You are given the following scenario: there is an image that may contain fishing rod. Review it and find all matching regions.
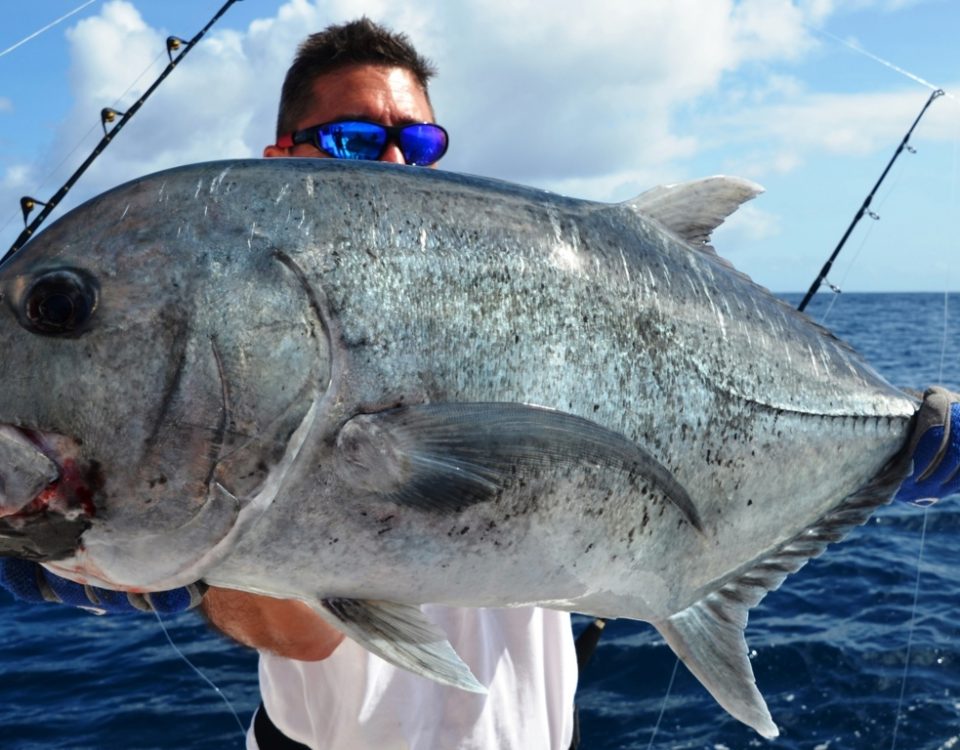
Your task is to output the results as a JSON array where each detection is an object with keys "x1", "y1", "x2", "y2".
[
  {"x1": 796, "y1": 87, "x2": 944, "y2": 312},
  {"x1": 1, "y1": 0, "x2": 243, "y2": 264}
]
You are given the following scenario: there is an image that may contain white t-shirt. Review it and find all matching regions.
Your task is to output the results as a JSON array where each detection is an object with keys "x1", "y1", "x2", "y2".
[{"x1": 247, "y1": 605, "x2": 578, "y2": 750}]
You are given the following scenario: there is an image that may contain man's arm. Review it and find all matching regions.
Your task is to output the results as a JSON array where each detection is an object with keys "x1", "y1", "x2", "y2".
[
  {"x1": 0, "y1": 560, "x2": 345, "y2": 661},
  {"x1": 200, "y1": 587, "x2": 345, "y2": 661}
]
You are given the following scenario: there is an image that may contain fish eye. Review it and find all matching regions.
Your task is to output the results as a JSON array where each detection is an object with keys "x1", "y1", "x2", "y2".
[{"x1": 21, "y1": 269, "x2": 98, "y2": 336}]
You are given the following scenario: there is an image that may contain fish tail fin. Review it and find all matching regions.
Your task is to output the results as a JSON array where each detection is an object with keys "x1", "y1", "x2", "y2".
[
  {"x1": 655, "y1": 598, "x2": 778, "y2": 738},
  {"x1": 654, "y1": 445, "x2": 912, "y2": 737}
]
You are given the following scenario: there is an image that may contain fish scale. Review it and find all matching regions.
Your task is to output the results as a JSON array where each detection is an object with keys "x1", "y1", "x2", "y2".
[{"x1": 0, "y1": 159, "x2": 920, "y2": 737}]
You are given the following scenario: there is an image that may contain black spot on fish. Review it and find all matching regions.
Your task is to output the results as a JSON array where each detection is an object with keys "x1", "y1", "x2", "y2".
[{"x1": 459, "y1": 526, "x2": 469, "y2": 535}]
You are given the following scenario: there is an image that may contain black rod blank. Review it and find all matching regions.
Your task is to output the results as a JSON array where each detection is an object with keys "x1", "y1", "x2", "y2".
[
  {"x1": 2, "y1": 0, "x2": 242, "y2": 264},
  {"x1": 797, "y1": 88, "x2": 944, "y2": 312}
]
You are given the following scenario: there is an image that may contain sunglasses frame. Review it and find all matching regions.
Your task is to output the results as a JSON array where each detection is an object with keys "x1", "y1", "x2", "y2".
[{"x1": 276, "y1": 119, "x2": 449, "y2": 166}]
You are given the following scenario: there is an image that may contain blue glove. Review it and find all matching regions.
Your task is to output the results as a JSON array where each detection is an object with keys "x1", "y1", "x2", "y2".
[
  {"x1": 895, "y1": 386, "x2": 960, "y2": 506},
  {"x1": 0, "y1": 557, "x2": 206, "y2": 614}
]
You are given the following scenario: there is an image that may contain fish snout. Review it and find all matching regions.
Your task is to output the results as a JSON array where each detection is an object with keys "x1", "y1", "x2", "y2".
[{"x1": 0, "y1": 425, "x2": 59, "y2": 517}]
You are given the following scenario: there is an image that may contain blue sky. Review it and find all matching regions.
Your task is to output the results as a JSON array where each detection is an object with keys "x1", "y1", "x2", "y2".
[{"x1": 0, "y1": 0, "x2": 957, "y2": 293}]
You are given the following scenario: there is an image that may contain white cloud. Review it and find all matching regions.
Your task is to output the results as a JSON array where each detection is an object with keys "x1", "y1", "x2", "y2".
[
  {"x1": 2, "y1": 165, "x2": 33, "y2": 188},
  {"x1": 682, "y1": 84, "x2": 959, "y2": 187},
  {"x1": 717, "y1": 202, "x2": 782, "y2": 243},
  {"x1": 9, "y1": 0, "x2": 949, "y2": 231},
  {"x1": 47, "y1": 0, "x2": 842, "y2": 197},
  {"x1": 423, "y1": 0, "x2": 841, "y2": 192},
  {"x1": 0, "y1": 97, "x2": 11, "y2": 114},
  {"x1": 0, "y1": 0, "x2": 953, "y2": 291}
]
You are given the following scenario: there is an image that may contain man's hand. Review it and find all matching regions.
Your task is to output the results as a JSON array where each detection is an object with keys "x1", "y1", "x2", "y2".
[
  {"x1": 895, "y1": 386, "x2": 960, "y2": 505},
  {"x1": 0, "y1": 557, "x2": 206, "y2": 614}
]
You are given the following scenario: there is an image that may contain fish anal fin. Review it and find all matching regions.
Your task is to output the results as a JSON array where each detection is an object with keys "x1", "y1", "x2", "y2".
[
  {"x1": 316, "y1": 597, "x2": 485, "y2": 693},
  {"x1": 656, "y1": 595, "x2": 779, "y2": 739}
]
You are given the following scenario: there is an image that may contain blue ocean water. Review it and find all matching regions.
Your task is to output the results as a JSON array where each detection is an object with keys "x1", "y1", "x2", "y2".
[{"x1": 1, "y1": 292, "x2": 958, "y2": 749}]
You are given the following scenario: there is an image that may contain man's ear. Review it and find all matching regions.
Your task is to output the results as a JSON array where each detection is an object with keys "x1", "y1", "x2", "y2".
[{"x1": 263, "y1": 145, "x2": 288, "y2": 158}]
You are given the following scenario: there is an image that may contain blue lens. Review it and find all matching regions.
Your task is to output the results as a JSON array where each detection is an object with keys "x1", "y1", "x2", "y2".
[
  {"x1": 399, "y1": 124, "x2": 448, "y2": 166},
  {"x1": 316, "y1": 122, "x2": 387, "y2": 160},
  {"x1": 310, "y1": 121, "x2": 448, "y2": 165}
]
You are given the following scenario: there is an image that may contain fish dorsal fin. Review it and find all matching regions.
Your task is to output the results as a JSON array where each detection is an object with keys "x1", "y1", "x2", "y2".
[
  {"x1": 652, "y1": 443, "x2": 912, "y2": 737},
  {"x1": 623, "y1": 176, "x2": 763, "y2": 253}
]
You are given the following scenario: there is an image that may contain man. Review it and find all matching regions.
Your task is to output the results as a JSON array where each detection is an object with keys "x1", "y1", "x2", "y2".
[
  {"x1": 200, "y1": 19, "x2": 579, "y2": 750},
  {"x1": 2, "y1": 16, "x2": 960, "y2": 750}
]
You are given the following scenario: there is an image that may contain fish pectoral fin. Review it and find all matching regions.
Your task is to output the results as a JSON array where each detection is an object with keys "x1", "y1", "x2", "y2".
[
  {"x1": 335, "y1": 402, "x2": 702, "y2": 530},
  {"x1": 315, "y1": 597, "x2": 485, "y2": 694},
  {"x1": 655, "y1": 597, "x2": 779, "y2": 739}
]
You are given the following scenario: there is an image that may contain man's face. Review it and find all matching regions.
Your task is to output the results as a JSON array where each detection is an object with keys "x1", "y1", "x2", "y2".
[{"x1": 264, "y1": 64, "x2": 435, "y2": 164}]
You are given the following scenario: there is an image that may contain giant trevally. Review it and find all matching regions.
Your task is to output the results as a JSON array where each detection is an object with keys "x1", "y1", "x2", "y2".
[{"x1": 0, "y1": 159, "x2": 921, "y2": 737}]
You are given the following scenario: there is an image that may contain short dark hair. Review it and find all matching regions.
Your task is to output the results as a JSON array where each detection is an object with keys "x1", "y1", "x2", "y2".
[{"x1": 275, "y1": 17, "x2": 437, "y2": 136}]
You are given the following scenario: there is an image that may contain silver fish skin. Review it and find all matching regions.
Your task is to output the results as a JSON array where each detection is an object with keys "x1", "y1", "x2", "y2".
[{"x1": 0, "y1": 159, "x2": 919, "y2": 737}]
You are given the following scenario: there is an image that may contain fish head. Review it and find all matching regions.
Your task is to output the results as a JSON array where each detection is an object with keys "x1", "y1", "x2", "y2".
[{"x1": 0, "y1": 163, "x2": 329, "y2": 590}]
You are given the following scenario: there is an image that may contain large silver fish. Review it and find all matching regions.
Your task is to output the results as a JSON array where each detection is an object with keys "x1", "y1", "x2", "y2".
[{"x1": 0, "y1": 159, "x2": 919, "y2": 737}]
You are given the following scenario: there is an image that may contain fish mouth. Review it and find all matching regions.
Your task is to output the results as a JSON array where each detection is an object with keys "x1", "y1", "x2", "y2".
[{"x1": 0, "y1": 424, "x2": 95, "y2": 561}]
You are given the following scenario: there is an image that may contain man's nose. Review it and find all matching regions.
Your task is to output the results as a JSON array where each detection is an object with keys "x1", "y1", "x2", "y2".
[{"x1": 379, "y1": 142, "x2": 406, "y2": 164}]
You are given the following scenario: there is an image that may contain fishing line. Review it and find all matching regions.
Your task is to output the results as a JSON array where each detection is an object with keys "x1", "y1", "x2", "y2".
[
  {"x1": 152, "y1": 609, "x2": 247, "y2": 740},
  {"x1": 889, "y1": 507, "x2": 929, "y2": 750},
  {"x1": 818, "y1": 204, "x2": 876, "y2": 325},
  {"x1": 3, "y1": 0, "x2": 244, "y2": 261},
  {"x1": 937, "y1": 137, "x2": 959, "y2": 385},
  {"x1": 0, "y1": 1, "x2": 99, "y2": 59},
  {"x1": 809, "y1": 27, "x2": 954, "y2": 101},
  {"x1": 0, "y1": 41, "x2": 163, "y2": 251},
  {"x1": 645, "y1": 657, "x2": 679, "y2": 749},
  {"x1": 817, "y1": 158, "x2": 907, "y2": 325},
  {"x1": 797, "y1": 88, "x2": 943, "y2": 312}
]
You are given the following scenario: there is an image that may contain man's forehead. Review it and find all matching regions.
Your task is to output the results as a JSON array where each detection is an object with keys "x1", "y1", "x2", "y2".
[{"x1": 299, "y1": 64, "x2": 434, "y2": 127}]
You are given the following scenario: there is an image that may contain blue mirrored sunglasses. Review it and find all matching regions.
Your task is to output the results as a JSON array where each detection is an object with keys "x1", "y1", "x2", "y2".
[{"x1": 276, "y1": 120, "x2": 449, "y2": 166}]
